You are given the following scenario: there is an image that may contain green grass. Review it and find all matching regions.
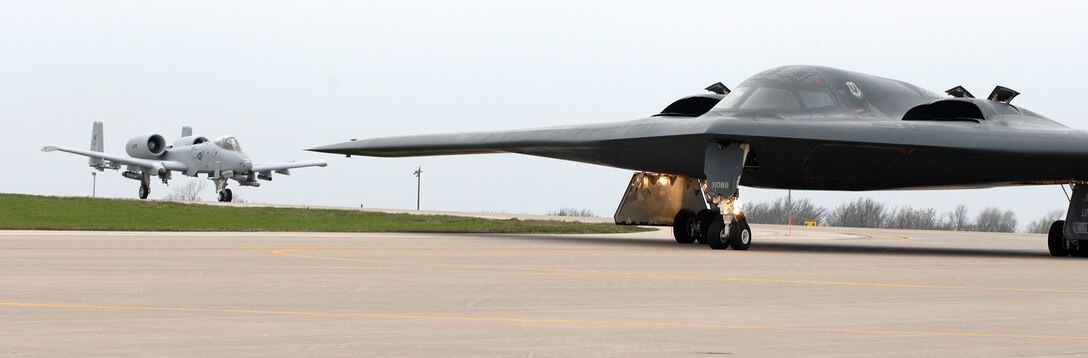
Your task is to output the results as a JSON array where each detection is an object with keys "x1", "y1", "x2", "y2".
[{"x1": 0, "y1": 194, "x2": 649, "y2": 234}]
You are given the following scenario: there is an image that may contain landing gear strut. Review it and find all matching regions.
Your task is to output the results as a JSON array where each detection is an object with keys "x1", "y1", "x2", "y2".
[
  {"x1": 214, "y1": 176, "x2": 233, "y2": 203},
  {"x1": 665, "y1": 142, "x2": 752, "y2": 251},
  {"x1": 137, "y1": 171, "x2": 151, "y2": 200},
  {"x1": 702, "y1": 143, "x2": 751, "y2": 250}
]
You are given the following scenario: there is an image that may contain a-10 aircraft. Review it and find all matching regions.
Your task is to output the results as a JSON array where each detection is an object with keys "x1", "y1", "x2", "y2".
[
  {"x1": 44, "y1": 123, "x2": 327, "y2": 202},
  {"x1": 310, "y1": 65, "x2": 1088, "y2": 258}
]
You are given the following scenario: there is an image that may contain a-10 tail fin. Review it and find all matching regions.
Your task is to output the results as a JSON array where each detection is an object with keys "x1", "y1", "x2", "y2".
[
  {"x1": 89, "y1": 121, "x2": 106, "y2": 169},
  {"x1": 182, "y1": 126, "x2": 192, "y2": 137}
]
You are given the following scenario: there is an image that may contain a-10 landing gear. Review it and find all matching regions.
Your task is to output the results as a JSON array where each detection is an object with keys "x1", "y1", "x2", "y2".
[
  {"x1": 213, "y1": 175, "x2": 234, "y2": 202},
  {"x1": 136, "y1": 171, "x2": 152, "y2": 199},
  {"x1": 217, "y1": 189, "x2": 233, "y2": 203},
  {"x1": 138, "y1": 183, "x2": 150, "y2": 200}
]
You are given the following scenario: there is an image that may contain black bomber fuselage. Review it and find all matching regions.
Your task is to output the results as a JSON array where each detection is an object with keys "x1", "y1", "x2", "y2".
[{"x1": 312, "y1": 65, "x2": 1088, "y2": 191}]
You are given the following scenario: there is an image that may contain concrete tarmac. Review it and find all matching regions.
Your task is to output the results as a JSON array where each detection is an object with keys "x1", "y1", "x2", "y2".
[{"x1": 1, "y1": 226, "x2": 1087, "y2": 356}]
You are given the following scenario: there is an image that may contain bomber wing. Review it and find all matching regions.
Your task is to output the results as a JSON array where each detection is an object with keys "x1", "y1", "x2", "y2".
[{"x1": 308, "y1": 114, "x2": 1088, "y2": 190}]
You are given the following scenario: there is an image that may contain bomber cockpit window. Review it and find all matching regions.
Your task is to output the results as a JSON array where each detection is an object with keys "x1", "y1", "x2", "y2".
[
  {"x1": 214, "y1": 136, "x2": 243, "y2": 152},
  {"x1": 712, "y1": 85, "x2": 836, "y2": 112},
  {"x1": 714, "y1": 87, "x2": 749, "y2": 110},
  {"x1": 797, "y1": 90, "x2": 835, "y2": 109},
  {"x1": 739, "y1": 87, "x2": 801, "y2": 110}
]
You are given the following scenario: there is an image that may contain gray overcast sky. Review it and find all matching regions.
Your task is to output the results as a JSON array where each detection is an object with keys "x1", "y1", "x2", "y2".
[{"x1": 3, "y1": 1, "x2": 1087, "y2": 228}]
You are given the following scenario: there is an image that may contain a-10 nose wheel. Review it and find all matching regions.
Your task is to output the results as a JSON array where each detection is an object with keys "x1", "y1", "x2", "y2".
[
  {"x1": 217, "y1": 189, "x2": 233, "y2": 202},
  {"x1": 706, "y1": 217, "x2": 751, "y2": 250}
]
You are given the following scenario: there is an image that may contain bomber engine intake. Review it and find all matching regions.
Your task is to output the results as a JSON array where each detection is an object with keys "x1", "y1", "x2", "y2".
[{"x1": 125, "y1": 133, "x2": 167, "y2": 159}]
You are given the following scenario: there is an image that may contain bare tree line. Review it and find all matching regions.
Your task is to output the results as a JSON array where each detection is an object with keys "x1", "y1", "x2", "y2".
[
  {"x1": 163, "y1": 179, "x2": 207, "y2": 201},
  {"x1": 744, "y1": 196, "x2": 1062, "y2": 233},
  {"x1": 548, "y1": 208, "x2": 597, "y2": 217}
]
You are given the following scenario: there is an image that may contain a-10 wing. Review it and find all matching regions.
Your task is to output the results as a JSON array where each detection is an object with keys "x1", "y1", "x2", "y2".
[
  {"x1": 41, "y1": 145, "x2": 187, "y2": 173},
  {"x1": 251, "y1": 160, "x2": 328, "y2": 174}
]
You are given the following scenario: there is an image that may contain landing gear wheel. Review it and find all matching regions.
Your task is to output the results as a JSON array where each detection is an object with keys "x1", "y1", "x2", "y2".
[
  {"x1": 707, "y1": 219, "x2": 728, "y2": 250},
  {"x1": 672, "y1": 209, "x2": 698, "y2": 244},
  {"x1": 1048, "y1": 220, "x2": 1069, "y2": 257},
  {"x1": 138, "y1": 185, "x2": 150, "y2": 200},
  {"x1": 218, "y1": 189, "x2": 233, "y2": 203},
  {"x1": 697, "y1": 210, "x2": 718, "y2": 245},
  {"x1": 728, "y1": 218, "x2": 752, "y2": 250},
  {"x1": 1072, "y1": 241, "x2": 1088, "y2": 258}
]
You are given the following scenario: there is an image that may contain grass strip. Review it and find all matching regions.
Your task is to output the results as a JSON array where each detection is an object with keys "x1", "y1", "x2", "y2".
[{"x1": 0, "y1": 194, "x2": 649, "y2": 234}]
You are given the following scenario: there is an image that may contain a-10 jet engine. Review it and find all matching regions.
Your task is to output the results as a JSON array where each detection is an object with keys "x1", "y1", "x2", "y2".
[{"x1": 124, "y1": 133, "x2": 168, "y2": 159}]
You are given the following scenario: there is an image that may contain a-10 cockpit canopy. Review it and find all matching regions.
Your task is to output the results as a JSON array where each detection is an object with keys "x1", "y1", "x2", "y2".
[{"x1": 214, "y1": 136, "x2": 243, "y2": 152}]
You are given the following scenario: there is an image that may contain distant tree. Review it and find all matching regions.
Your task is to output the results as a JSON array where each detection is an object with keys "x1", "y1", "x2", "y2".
[
  {"x1": 885, "y1": 206, "x2": 941, "y2": 230},
  {"x1": 164, "y1": 179, "x2": 207, "y2": 201},
  {"x1": 743, "y1": 197, "x2": 826, "y2": 225},
  {"x1": 1025, "y1": 210, "x2": 1064, "y2": 234},
  {"x1": 974, "y1": 207, "x2": 1018, "y2": 233},
  {"x1": 825, "y1": 197, "x2": 887, "y2": 228},
  {"x1": 944, "y1": 204, "x2": 972, "y2": 231},
  {"x1": 548, "y1": 208, "x2": 596, "y2": 217}
]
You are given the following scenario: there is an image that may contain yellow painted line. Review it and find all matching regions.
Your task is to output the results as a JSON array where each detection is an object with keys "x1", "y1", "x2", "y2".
[
  {"x1": 271, "y1": 248, "x2": 1088, "y2": 294},
  {"x1": 0, "y1": 301, "x2": 1081, "y2": 341}
]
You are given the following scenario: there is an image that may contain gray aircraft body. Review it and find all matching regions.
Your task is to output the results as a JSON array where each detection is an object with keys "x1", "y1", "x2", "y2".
[
  {"x1": 310, "y1": 65, "x2": 1088, "y2": 257},
  {"x1": 45, "y1": 123, "x2": 327, "y2": 202}
]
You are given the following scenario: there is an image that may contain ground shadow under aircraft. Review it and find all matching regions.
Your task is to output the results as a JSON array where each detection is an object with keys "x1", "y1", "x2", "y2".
[{"x1": 472, "y1": 233, "x2": 1053, "y2": 259}]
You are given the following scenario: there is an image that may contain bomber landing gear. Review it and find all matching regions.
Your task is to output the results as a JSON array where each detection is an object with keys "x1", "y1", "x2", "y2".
[
  {"x1": 668, "y1": 142, "x2": 754, "y2": 251},
  {"x1": 1053, "y1": 184, "x2": 1088, "y2": 258},
  {"x1": 217, "y1": 189, "x2": 233, "y2": 203},
  {"x1": 1050, "y1": 220, "x2": 1088, "y2": 257},
  {"x1": 700, "y1": 142, "x2": 752, "y2": 251},
  {"x1": 672, "y1": 209, "x2": 699, "y2": 244},
  {"x1": 672, "y1": 208, "x2": 739, "y2": 246},
  {"x1": 1047, "y1": 220, "x2": 1067, "y2": 256},
  {"x1": 705, "y1": 215, "x2": 751, "y2": 250}
]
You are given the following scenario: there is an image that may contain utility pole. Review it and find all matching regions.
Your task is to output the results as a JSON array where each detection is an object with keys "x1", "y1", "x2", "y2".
[
  {"x1": 92, "y1": 172, "x2": 97, "y2": 198},
  {"x1": 787, "y1": 189, "x2": 792, "y2": 236},
  {"x1": 413, "y1": 166, "x2": 422, "y2": 210}
]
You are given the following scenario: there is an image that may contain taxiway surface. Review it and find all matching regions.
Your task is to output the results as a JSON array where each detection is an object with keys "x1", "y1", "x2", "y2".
[{"x1": 1, "y1": 226, "x2": 1086, "y2": 356}]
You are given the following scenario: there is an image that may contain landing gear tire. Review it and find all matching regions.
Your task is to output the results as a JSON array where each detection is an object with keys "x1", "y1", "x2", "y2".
[
  {"x1": 1072, "y1": 241, "x2": 1088, "y2": 258},
  {"x1": 697, "y1": 210, "x2": 718, "y2": 245},
  {"x1": 138, "y1": 185, "x2": 150, "y2": 200},
  {"x1": 707, "y1": 219, "x2": 728, "y2": 250},
  {"x1": 218, "y1": 189, "x2": 233, "y2": 203},
  {"x1": 729, "y1": 218, "x2": 752, "y2": 250},
  {"x1": 673, "y1": 209, "x2": 698, "y2": 244},
  {"x1": 1048, "y1": 220, "x2": 1069, "y2": 257}
]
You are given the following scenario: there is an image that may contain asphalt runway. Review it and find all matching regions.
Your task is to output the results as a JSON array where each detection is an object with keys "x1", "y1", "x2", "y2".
[{"x1": 2, "y1": 226, "x2": 1087, "y2": 356}]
